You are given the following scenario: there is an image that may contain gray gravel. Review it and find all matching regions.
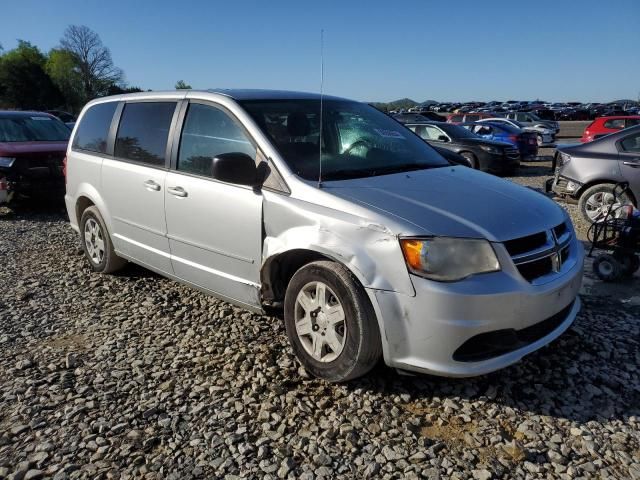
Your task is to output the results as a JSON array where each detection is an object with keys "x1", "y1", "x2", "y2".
[{"x1": 1, "y1": 160, "x2": 639, "y2": 479}]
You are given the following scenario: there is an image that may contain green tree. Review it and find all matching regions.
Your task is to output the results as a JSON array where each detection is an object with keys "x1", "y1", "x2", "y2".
[
  {"x1": 46, "y1": 48, "x2": 84, "y2": 112},
  {"x1": 60, "y1": 25, "x2": 123, "y2": 100},
  {"x1": 0, "y1": 40, "x2": 63, "y2": 109},
  {"x1": 175, "y1": 80, "x2": 192, "y2": 90}
]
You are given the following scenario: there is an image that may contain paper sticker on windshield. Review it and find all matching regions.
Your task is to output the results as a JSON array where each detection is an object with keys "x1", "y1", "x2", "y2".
[
  {"x1": 374, "y1": 128, "x2": 405, "y2": 139},
  {"x1": 31, "y1": 117, "x2": 52, "y2": 121}
]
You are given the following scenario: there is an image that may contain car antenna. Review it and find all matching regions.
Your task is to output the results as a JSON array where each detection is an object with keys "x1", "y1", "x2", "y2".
[{"x1": 318, "y1": 28, "x2": 325, "y2": 189}]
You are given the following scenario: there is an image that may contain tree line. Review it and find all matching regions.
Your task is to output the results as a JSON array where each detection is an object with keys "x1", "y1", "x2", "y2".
[{"x1": 0, "y1": 25, "x2": 194, "y2": 115}]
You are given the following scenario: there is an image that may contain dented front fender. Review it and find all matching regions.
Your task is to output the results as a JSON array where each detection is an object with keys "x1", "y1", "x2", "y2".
[{"x1": 262, "y1": 190, "x2": 415, "y2": 296}]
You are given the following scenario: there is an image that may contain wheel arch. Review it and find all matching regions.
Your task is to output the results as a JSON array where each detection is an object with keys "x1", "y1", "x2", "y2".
[
  {"x1": 72, "y1": 184, "x2": 114, "y2": 233},
  {"x1": 576, "y1": 179, "x2": 637, "y2": 206}
]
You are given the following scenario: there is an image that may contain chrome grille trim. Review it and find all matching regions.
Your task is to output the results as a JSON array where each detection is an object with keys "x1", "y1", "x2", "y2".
[{"x1": 507, "y1": 221, "x2": 573, "y2": 282}]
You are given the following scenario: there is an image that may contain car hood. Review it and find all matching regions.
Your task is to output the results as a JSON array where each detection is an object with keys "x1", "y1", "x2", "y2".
[
  {"x1": 324, "y1": 166, "x2": 565, "y2": 241},
  {"x1": 0, "y1": 141, "x2": 68, "y2": 157}
]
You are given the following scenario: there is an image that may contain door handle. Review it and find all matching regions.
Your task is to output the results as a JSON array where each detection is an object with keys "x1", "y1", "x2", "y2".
[
  {"x1": 622, "y1": 161, "x2": 640, "y2": 168},
  {"x1": 143, "y1": 180, "x2": 161, "y2": 191},
  {"x1": 167, "y1": 186, "x2": 188, "y2": 197}
]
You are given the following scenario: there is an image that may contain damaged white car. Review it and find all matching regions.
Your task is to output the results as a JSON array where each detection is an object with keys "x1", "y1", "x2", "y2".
[{"x1": 65, "y1": 90, "x2": 583, "y2": 382}]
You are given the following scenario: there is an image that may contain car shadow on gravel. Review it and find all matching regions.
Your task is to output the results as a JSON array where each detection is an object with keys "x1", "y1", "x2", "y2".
[{"x1": 343, "y1": 299, "x2": 640, "y2": 424}]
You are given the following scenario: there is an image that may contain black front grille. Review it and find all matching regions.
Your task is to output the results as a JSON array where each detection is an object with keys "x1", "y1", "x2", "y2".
[
  {"x1": 505, "y1": 221, "x2": 572, "y2": 283},
  {"x1": 517, "y1": 256, "x2": 553, "y2": 282},
  {"x1": 453, "y1": 301, "x2": 575, "y2": 362},
  {"x1": 504, "y1": 232, "x2": 547, "y2": 256}
]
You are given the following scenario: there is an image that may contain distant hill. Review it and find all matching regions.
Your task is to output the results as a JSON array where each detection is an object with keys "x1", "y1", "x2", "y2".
[{"x1": 370, "y1": 98, "x2": 418, "y2": 111}]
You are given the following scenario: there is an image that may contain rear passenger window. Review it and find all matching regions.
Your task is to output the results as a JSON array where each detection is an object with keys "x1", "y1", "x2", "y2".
[
  {"x1": 115, "y1": 102, "x2": 176, "y2": 166},
  {"x1": 73, "y1": 102, "x2": 117, "y2": 153},
  {"x1": 620, "y1": 133, "x2": 640, "y2": 152},
  {"x1": 626, "y1": 119, "x2": 640, "y2": 128},
  {"x1": 603, "y1": 119, "x2": 625, "y2": 129},
  {"x1": 466, "y1": 115, "x2": 479, "y2": 122},
  {"x1": 177, "y1": 103, "x2": 256, "y2": 177}
]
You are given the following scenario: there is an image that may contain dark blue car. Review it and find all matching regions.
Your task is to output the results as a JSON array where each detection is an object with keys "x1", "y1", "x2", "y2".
[{"x1": 460, "y1": 121, "x2": 538, "y2": 159}]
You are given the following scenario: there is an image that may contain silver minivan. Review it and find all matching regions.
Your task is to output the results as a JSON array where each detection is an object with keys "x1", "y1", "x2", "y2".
[{"x1": 65, "y1": 90, "x2": 584, "y2": 382}]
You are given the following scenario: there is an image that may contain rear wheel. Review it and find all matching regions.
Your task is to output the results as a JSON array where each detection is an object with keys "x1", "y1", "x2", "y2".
[
  {"x1": 80, "y1": 206, "x2": 127, "y2": 273},
  {"x1": 578, "y1": 183, "x2": 632, "y2": 224},
  {"x1": 284, "y1": 261, "x2": 382, "y2": 382}
]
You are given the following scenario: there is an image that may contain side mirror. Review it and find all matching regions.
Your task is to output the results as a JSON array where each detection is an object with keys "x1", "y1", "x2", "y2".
[
  {"x1": 212, "y1": 152, "x2": 263, "y2": 187},
  {"x1": 437, "y1": 135, "x2": 449, "y2": 142}
]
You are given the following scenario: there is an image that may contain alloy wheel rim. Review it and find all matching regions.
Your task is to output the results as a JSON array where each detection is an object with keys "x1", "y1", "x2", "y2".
[
  {"x1": 585, "y1": 192, "x2": 621, "y2": 222},
  {"x1": 84, "y1": 218, "x2": 105, "y2": 265},
  {"x1": 294, "y1": 281, "x2": 347, "y2": 363}
]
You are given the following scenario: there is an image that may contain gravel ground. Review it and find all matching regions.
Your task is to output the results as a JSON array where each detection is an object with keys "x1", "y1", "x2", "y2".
[{"x1": 1, "y1": 135, "x2": 639, "y2": 479}]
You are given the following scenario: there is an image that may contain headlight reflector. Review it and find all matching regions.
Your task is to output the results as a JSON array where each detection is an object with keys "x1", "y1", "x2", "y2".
[
  {"x1": 0, "y1": 157, "x2": 16, "y2": 168},
  {"x1": 400, "y1": 237, "x2": 500, "y2": 281}
]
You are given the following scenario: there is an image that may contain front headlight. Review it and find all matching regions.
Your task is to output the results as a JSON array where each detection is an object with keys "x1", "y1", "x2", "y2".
[
  {"x1": 0, "y1": 157, "x2": 16, "y2": 168},
  {"x1": 400, "y1": 237, "x2": 500, "y2": 282},
  {"x1": 479, "y1": 145, "x2": 502, "y2": 155}
]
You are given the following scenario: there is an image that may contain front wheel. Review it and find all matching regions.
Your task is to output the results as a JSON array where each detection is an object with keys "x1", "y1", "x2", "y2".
[{"x1": 284, "y1": 261, "x2": 382, "y2": 382}]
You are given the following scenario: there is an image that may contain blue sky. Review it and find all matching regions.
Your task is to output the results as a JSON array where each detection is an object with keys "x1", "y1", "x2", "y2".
[{"x1": 3, "y1": 0, "x2": 639, "y2": 103}]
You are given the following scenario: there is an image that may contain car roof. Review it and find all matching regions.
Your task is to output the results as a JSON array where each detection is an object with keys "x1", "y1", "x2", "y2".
[
  {"x1": 207, "y1": 89, "x2": 350, "y2": 101},
  {"x1": 0, "y1": 110, "x2": 55, "y2": 119},
  {"x1": 595, "y1": 115, "x2": 640, "y2": 120}
]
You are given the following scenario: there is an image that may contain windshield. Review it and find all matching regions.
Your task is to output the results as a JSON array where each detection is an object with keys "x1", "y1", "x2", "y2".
[
  {"x1": 0, "y1": 116, "x2": 70, "y2": 142},
  {"x1": 240, "y1": 99, "x2": 448, "y2": 181}
]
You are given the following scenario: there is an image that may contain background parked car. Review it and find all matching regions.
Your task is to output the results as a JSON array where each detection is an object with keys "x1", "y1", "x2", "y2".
[
  {"x1": 446, "y1": 112, "x2": 497, "y2": 124},
  {"x1": 405, "y1": 121, "x2": 520, "y2": 173},
  {"x1": 549, "y1": 125, "x2": 640, "y2": 223},
  {"x1": 0, "y1": 111, "x2": 70, "y2": 201},
  {"x1": 581, "y1": 116, "x2": 640, "y2": 142},
  {"x1": 461, "y1": 121, "x2": 538, "y2": 159},
  {"x1": 46, "y1": 110, "x2": 77, "y2": 129},
  {"x1": 477, "y1": 117, "x2": 555, "y2": 146},
  {"x1": 393, "y1": 112, "x2": 445, "y2": 123},
  {"x1": 504, "y1": 111, "x2": 559, "y2": 133}
]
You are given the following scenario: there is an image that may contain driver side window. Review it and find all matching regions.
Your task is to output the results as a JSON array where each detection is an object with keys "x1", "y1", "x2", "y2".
[{"x1": 178, "y1": 103, "x2": 256, "y2": 177}]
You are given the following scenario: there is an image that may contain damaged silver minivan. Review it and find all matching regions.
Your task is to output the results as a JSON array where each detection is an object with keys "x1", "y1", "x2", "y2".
[{"x1": 65, "y1": 90, "x2": 584, "y2": 382}]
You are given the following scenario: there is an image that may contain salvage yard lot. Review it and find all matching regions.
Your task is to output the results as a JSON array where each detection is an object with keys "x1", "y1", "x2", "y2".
[{"x1": 0, "y1": 124, "x2": 639, "y2": 479}]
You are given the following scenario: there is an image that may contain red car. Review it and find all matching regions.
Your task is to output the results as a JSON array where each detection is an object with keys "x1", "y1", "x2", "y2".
[
  {"x1": 446, "y1": 112, "x2": 496, "y2": 124},
  {"x1": 581, "y1": 115, "x2": 640, "y2": 142},
  {"x1": 0, "y1": 111, "x2": 70, "y2": 202}
]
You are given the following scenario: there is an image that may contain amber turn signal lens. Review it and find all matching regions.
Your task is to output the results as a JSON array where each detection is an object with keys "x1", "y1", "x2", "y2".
[{"x1": 400, "y1": 239, "x2": 424, "y2": 271}]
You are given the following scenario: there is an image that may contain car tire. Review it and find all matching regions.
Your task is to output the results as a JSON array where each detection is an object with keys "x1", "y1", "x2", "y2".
[
  {"x1": 459, "y1": 151, "x2": 477, "y2": 169},
  {"x1": 593, "y1": 254, "x2": 621, "y2": 282},
  {"x1": 578, "y1": 183, "x2": 633, "y2": 224},
  {"x1": 284, "y1": 260, "x2": 382, "y2": 382},
  {"x1": 80, "y1": 206, "x2": 127, "y2": 274}
]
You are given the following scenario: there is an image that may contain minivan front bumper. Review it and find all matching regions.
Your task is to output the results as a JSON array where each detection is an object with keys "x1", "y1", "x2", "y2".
[{"x1": 371, "y1": 240, "x2": 584, "y2": 377}]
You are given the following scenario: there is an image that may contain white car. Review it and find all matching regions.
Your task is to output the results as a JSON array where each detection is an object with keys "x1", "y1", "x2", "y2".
[{"x1": 478, "y1": 118, "x2": 556, "y2": 146}]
